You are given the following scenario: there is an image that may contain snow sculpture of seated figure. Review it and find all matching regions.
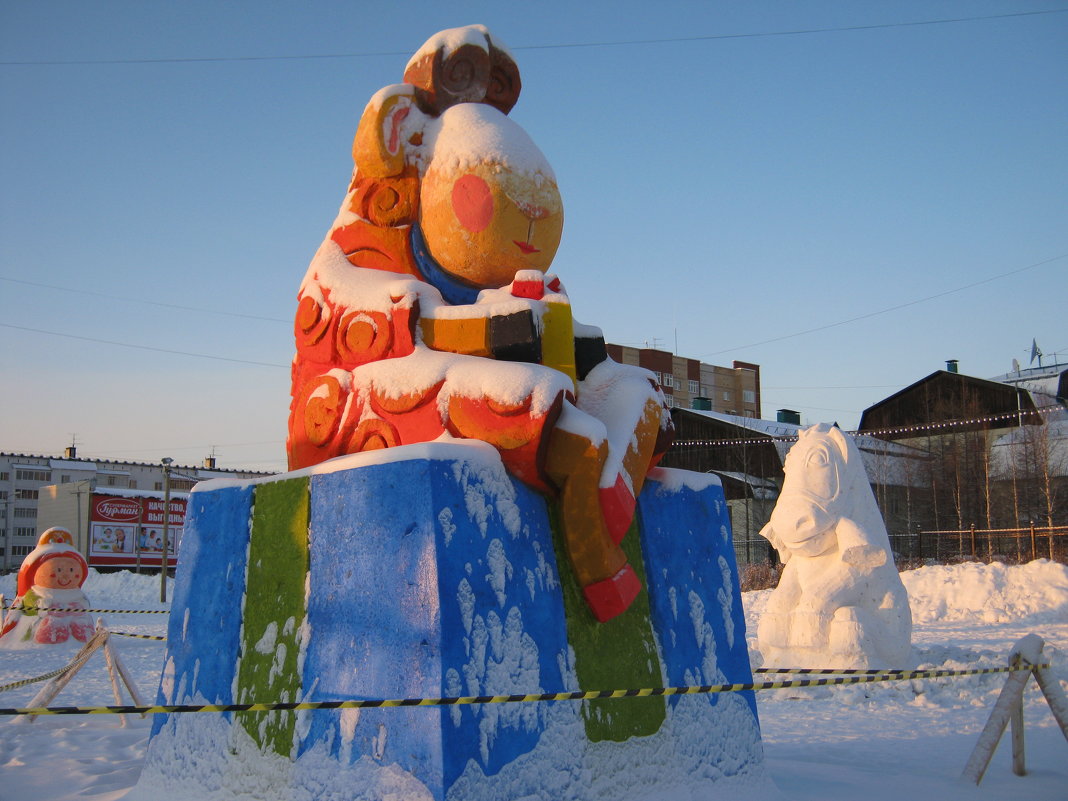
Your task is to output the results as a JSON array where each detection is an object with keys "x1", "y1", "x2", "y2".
[
  {"x1": 757, "y1": 424, "x2": 912, "y2": 668},
  {"x1": 0, "y1": 527, "x2": 94, "y2": 646},
  {"x1": 286, "y1": 25, "x2": 672, "y2": 623}
]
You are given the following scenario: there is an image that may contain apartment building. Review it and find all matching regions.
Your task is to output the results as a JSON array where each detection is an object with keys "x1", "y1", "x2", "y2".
[
  {"x1": 605, "y1": 344, "x2": 761, "y2": 417},
  {"x1": 0, "y1": 448, "x2": 270, "y2": 571}
]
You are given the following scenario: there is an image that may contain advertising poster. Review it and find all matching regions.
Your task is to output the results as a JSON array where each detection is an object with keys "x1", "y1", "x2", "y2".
[{"x1": 89, "y1": 493, "x2": 186, "y2": 569}]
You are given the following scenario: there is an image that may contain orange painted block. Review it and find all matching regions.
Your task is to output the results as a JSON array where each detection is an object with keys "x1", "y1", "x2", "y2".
[
  {"x1": 353, "y1": 88, "x2": 414, "y2": 178},
  {"x1": 330, "y1": 219, "x2": 418, "y2": 276},
  {"x1": 369, "y1": 381, "x2": 447, "y2": 445},
  {"x1": 287, "y1": 374, "x2": 360, "y2": 470},
  {"x1": 419, "y1": 315, "x2": 491, "y2": 357}
]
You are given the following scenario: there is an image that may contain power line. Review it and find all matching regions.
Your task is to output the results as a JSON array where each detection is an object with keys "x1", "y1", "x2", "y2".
[
  {"x1": 0, "y1": 322, "x2": 288, "y2": 368},
  {"x1": 2, "y1": 9, "x2": 1064, "y2": 66},
  {"x1": 0, "y1": 276, "x2": 289, "y2": 323},
  {"x1": 700, "y1": 252, "x2": 1068, "y2": 358}
]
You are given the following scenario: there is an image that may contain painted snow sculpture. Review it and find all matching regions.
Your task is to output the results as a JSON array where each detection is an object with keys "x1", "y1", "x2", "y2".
[
  {"x1": 287, "y1": 24, "x2": 672, "y2": 623},
  {"x1": 0, "y1": 527, "x2": 94, "y2": 646},
  {"x1": 757, "y1": 424, "x2": 912, "y2": 669}
]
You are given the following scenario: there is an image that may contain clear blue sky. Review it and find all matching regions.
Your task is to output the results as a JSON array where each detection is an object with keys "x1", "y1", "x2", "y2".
[{"x1": 2, "y1": 1, "x2": 1066, "y2": 472}]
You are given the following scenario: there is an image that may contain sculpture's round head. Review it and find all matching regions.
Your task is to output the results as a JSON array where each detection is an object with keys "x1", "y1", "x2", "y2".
[
  {"x1": 335, "y1": 25, "x2": 564, "y2": 291},
  {"x1": 419, "y1": 103, "x2": 563, "y2": 287}
]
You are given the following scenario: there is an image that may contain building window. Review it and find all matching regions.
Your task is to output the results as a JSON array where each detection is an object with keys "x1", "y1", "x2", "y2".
[
  {"x1": 154, "y1": 482, "x2": 163, "y2": 491},
  {"x1": 653, "y1": 371, "x2": 663, "y2": 384},
  {"x1": 723, "y1": 391, "x2": 732, "y2": 402},
  {"x1": 14, "y1": 507, "x2": 37, "y2": 518},
  {"x1": 744, "y1": 410, "x2": 755, "y2": 418},
  {"x1": 688, "y1": 380, "x2": 699, "y2": 395},
  {"x1": 0, "y1": 490, "x2": 7, "y2": 500},
  {"x1": 14, "y1": 527, "x2": 36, "y2": 538},
  {"x1": 15, "y1": 469, "x2": 51, "y2": 482},
  {"x1": 129, "y1": 480, "x2": 137, "y2": 489},
  {"x1": 15, "y1": 489, "x2": 38, "y2": 500},
  {"x1": 11, "y1": 544, "x2": 34, "y2": 556},
  {"x1": 61, "y1": 474, "x2": 71, "y2": 483},
  {"x1": 743, "y1": 390, "x2": 756, "y2": 404},
  {"x1": 171, "y1": 479, "x2": 196, "y2": 491},
  {"x1": 0, "y1": 472, "x2": 8, "y2": 481}
]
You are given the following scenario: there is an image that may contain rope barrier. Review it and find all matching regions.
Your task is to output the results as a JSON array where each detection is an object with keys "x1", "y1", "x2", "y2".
[
  {"x1": 0, "y1": 662, "x2": 1046, "y2": 717},
  {"x1": 0, "y1": 634, "x2": 110, "y2": 695},
  {"x1": 0, "y1": 664, "x2": 74, "y2": 694}
]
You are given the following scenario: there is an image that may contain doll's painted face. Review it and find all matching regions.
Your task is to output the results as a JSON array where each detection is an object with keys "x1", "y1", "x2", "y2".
[
  {"x1": 418, "y1": 103, "x2": 563, "y2": 288},
  {"x1": 37, "y1": 556, "x2": 85, "y2": 589}
]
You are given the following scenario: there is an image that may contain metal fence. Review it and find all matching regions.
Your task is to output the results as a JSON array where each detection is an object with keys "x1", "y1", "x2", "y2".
[{"x1": 887, "y1": 525, "x2": 1068, "y2": 564}]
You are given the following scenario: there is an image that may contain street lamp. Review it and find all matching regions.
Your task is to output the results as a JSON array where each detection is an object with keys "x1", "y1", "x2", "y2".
[{"x1": 160, "y1": 458, "x2": 173, "y2": 603}]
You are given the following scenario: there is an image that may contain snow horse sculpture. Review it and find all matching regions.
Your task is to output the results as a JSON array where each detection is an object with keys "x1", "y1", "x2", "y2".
[
  {"x1": 758, "y1": 423, "x2": 912, "y2": 669},
  {"x1": 286, "y1": 24, "x2": 672, "y2": 623}
]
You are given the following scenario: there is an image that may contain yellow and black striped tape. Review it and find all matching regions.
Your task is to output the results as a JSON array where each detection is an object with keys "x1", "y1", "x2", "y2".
[
  {"x1": 109, "y1": 631, "x2": 167, "y2": 641},
  {"x1": 2, "y1": 606, "x2": 168, "y2": 615},
  {"x1": 755, "y1": 667, "x2": 913, "y2": 675},
  {"x1": 0, "y1": 663, "x2": 1045, "y2": 717}
]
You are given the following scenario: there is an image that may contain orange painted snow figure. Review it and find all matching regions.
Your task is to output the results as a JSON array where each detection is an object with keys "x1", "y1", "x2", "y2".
[
  {"x1": 0, "y1": 527, "x2": 94, "y2": 646},
  {"x1": 287, "y1": 25, "x2": 673, "y2": 622}
]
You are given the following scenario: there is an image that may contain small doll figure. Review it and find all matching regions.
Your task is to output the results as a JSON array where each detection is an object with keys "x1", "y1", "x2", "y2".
[{"x1": 0, "y1": 527, "x2": 94, "y2": 646}]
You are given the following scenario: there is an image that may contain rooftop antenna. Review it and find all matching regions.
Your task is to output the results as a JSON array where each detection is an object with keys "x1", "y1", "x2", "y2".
[
  {"x1": 1030, "y1": 338, "x2": 1043, "y2": 367},
  {"x1": 66, "y1": 433, "x2": 79, "y2": 460}
]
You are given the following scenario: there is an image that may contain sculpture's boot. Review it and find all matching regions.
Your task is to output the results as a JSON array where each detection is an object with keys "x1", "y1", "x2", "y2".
[
  {"x1": 598, "y1": 397, "x2": 671, "y2": 544},
  {"x1": 545, "y1": 422, "x2": 636, "y2": 622}
]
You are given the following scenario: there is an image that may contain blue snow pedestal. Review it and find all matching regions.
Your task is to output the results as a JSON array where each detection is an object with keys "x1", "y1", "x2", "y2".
[{"x1": 130, "y1": 444, "x2": 768, "y2": 801}]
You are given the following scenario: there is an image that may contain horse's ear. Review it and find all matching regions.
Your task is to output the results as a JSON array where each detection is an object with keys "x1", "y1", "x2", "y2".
[{"x1": 353, "y1": 84, "x2": 416, "y2": 178}]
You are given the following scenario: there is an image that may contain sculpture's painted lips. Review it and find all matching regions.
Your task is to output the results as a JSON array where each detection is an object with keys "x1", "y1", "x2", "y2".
[{"x1": 514, "y1": 240, "x2": 539, "y2": 255}]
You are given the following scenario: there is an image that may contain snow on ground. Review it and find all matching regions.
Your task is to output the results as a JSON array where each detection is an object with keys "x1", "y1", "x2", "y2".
[{"x1": 1, "y1": 561, "x2": 1067, "y2": 801}]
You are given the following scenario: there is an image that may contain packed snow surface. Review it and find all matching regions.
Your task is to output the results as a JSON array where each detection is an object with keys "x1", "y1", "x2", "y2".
[{"x1": 2, "y1": 560, "x2": 1067, "y2": 800}]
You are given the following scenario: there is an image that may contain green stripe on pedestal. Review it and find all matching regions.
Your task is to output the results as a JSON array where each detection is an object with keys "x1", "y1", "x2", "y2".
[
  {"x1": 549, "y1": 505, "x2": 666, "y2": 742},
  {"x1": 236, "y1": 476, "x2": 310, "y2": 757}
]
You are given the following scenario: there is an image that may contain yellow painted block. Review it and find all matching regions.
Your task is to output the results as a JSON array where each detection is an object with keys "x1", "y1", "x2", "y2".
[{"x1": 541, "y1": 300, "x2": 577, "y2": 389}]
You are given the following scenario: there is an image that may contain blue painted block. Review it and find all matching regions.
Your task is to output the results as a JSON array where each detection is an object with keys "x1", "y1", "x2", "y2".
[
  {"x1": 639, "y1": 470, "x2": 758, "y2": 721},
  {"x1": 136, "y1": 452, "x2": 766, "y2": 800},
  {"x1": 152, "y1": 483, "x2": 253, "y2": 735}
]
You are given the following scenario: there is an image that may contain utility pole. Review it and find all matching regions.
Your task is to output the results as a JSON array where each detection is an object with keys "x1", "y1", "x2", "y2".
[{"x1": 160, "y1": 458, "x2": 172, "y2": 603}]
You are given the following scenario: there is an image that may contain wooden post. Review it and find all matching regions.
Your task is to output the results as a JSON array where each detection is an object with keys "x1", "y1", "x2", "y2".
[
  {"x1": 1031, "y1": 663, "x2": 1068, "y2": 743},
  {"x1": 1030, "y1": 522, "x2": 1037, "y2": 561},
  {"x1": 970, "y1": 524, "x2": 977, "y2": 559},
  {"x1": 1010, "y1": 682, "x2": 1026, "y2": 776},
  {"x1": 101, "y1": 622, "x2": 128, "y2": 729},
  {"x1": 1049, "y1": 526, "x2": 1055, "y2": 561},
  {"x1": 961, "y1": 634, "x2": 1043, "y2": 785},
  {"x1": 17, "y1": 625, "x2": 110, "y2": 724}
]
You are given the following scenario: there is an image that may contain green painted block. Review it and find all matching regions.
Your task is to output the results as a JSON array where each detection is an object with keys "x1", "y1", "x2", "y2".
[
  {"x1": 236, "y1": 477, "x2": 310, "y2": 757},
  {"x1": 549, "y1": 505, "x2": 666, "y2": 742}
]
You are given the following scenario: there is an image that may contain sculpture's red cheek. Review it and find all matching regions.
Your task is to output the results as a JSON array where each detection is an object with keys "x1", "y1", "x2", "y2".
[{"x1": 451, "y1": 174, "x2": 493, "y2": 232}]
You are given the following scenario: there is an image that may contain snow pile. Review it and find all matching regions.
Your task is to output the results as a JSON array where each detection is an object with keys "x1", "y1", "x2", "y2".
[{"x1": 903, "y1": 559, "x2": 1068, "y2": 626}]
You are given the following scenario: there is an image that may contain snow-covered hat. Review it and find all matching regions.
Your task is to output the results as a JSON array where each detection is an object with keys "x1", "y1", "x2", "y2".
[{"x1": 17, "y1": 527, "x2": 88, "y2": 597}]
